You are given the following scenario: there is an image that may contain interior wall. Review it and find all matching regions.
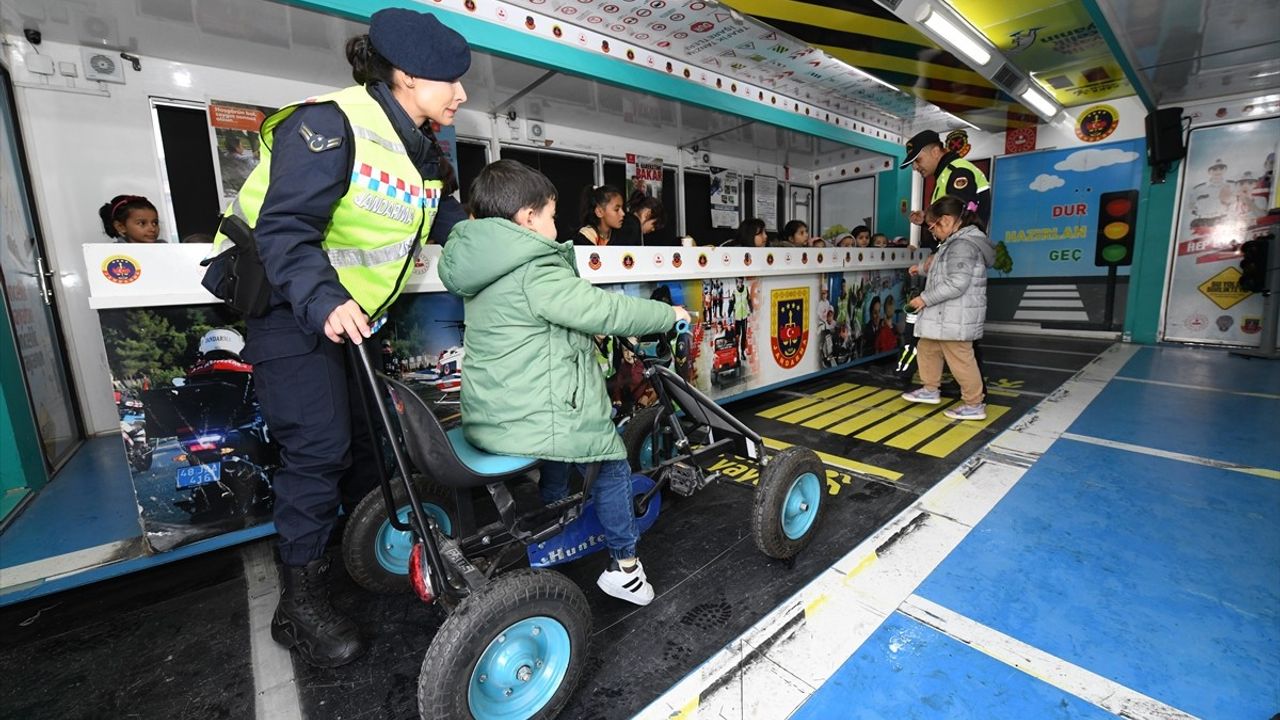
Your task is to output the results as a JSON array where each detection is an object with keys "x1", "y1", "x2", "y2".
[{"x1": 2, "y1": 34, "x2": 790, "y2": 434}]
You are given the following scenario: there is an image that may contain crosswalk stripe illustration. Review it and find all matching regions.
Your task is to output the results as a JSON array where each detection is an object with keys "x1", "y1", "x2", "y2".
[{"x1": 1013, "y1": 283, "x2": 1089, "y2": 322}]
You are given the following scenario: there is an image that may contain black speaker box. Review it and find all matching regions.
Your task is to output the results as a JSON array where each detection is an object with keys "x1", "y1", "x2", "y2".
[{"x1": 1145, "y1": 107, "x2": 1185, "y2": 166}]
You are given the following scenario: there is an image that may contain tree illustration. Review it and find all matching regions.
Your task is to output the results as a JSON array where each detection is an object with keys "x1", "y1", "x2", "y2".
[{"x1": 993, "y1": 241, "x2": 1013, "y2": 275}]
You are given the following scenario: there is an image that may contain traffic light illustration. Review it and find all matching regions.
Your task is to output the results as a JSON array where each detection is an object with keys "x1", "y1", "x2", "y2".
[{"x1": 1094, "y1": 189, "x2": 1139, "y2": 267}]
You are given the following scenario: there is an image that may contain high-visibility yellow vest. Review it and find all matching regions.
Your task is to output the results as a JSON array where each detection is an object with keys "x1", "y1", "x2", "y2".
[
  {"x1": 213, "y1": 85, "x2": 442, "y2": 319},
  {"x1": 932, "y1": 155, "x2": 989, "y2": 203}
]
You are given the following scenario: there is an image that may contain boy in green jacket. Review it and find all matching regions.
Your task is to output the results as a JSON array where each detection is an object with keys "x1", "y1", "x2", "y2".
[{"x1": 440, "y1": 160, "x2": 690, "y2": 606}]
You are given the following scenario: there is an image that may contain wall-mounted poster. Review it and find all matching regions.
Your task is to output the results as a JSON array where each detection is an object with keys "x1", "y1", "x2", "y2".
[
  {"x1": 626, "y1": 154, "x2": 664, "y2": 203},
  {"x1": 710, "y1": 169, "x2": 740, "y2": 229},
  {"x1": 1163, "y1": 117, "x2": 1279, "y2": 346},
  {"x1": 755, "y1": 175, "x2": 778, "y2": 231},
  {"x1": 988, "y1": 139, "x2": 1144, "y2": 278},
  {"x1": 208, "y1": 100, "x2": 274, "y2": 201}
]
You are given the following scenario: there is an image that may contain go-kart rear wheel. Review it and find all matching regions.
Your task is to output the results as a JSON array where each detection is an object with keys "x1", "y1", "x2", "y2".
[
  {"x1": 751, "y1": 447, "x2": 826, "y2": 559},
  {"x1": 622, "y1": 405, "x2": 673, "y2": 472},
  {"x1": 342, "y1": 476, "x2": 455, "y2": 594},
  {"x1": 418, "y1": 569, "x2": 590, "y2": 720}
]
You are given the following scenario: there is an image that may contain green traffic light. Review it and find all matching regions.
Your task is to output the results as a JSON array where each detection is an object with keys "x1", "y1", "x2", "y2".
[{"x1": 1101, "y1": 244, "x2": 1127, "y2": 263}]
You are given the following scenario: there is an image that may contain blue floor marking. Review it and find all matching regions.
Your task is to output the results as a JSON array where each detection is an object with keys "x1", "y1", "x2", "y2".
[
  {"x1": 1067, "y1": 379, "x2": 1279, "y2": 469},
  {"x1": 791, "y1": 612, "x2": 1118, "y2": 720},
  {"x1": 915, "y1": 438, "x2": 1280, "y2": 720},
  {"x1": 1119, "y1": 345, "x2": 1280, "y2": 396},
  {"x1": 0, "y1": 437, "x2": 142, "y2": 568}
]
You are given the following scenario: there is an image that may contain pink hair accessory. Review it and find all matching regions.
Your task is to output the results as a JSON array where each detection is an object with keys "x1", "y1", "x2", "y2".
[{"x1": 965, "y1": 201, "x2": 978, "y2": 213}]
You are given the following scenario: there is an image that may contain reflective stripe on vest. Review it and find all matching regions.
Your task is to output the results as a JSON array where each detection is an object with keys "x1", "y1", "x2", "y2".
[{"x1": 212, "y1": 85, "x2": 441, "y2": 318}]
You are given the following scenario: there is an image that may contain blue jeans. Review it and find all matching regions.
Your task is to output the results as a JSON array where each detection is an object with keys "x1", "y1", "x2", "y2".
[{"x1": 539, "y1": 459, "x2": 638, "y2": 561}]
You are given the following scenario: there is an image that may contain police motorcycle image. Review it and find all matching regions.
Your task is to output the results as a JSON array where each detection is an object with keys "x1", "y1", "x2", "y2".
[
  {"x1": 121, "y1": 418, "x2": 155, "y2": 472},
  {"x1": 141, "y1": 329, "x2": 277, "y2": 520},
  {"x1": 340, "y1": 320, "x2": 827, "y2": 719}
]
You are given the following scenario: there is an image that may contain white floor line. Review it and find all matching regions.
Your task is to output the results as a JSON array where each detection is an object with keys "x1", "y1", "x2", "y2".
[
  {"x1": 1112, "y1": 375, "x2": 1280, "y2": 400},
  {"x1": 983, "y1": 360, "x2": 1077, "y2": 373},
  {"x1": 980, "y1": 344, "x2": 1101, "y2": 357},
  {"x1": 900, "y1": 595, "x2": 1199, "y2": 720},
  {"x1": 242, "y1": 542, "x2": 303, "y2": 720},
  {"x1": 1061, "y1": 432, "x2": 1280, "y2": 479},
  {"x1": 985, "y1": 322, "x2": 1120, "y2": 340},
  {"x1": 633, "y1": 344, "x2": 1141, "y2": 720},
  {"x1": 1020, "y1": 291, "x2": 1081, "y2": 298},
  {"x1": 1024, "y1": 284, "x2": 1076, "y2": 290},
  {"x1": 0, "y1": 539, "x2": 135, "y2": 591}
]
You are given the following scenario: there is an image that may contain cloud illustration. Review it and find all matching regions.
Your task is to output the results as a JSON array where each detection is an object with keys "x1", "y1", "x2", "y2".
[
  {"x1": 1029, "y1": 173, "x2": 1065, "y2": 192},
  {"x1": 1054, "y1": 148, "x2": 1141, "y2": 172}
]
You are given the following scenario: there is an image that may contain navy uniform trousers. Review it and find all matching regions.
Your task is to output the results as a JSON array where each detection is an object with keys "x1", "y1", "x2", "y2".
[{"x1": 245, "y1": 307, "x2": 380, "y2": 567}]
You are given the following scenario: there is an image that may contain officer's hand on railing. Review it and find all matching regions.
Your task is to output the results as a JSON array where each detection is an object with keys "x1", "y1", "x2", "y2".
[{"x1": 325, "y1": 299, "x2": 371, "y2": 345}]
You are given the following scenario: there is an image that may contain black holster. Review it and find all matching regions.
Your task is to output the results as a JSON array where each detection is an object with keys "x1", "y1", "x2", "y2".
[{"x1": 201, "y1": 215, "x2": 272, "y2": 317}]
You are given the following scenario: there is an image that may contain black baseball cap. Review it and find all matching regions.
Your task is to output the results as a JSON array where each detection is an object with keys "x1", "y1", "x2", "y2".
[{"x1": 899, "y1": 129, "x2": 942, "y2": 169}]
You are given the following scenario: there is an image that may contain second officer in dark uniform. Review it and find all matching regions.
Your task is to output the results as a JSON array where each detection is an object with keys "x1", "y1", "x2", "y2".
[{"x1": 203, "y1": 7, "x2": 469, "y2": 667}]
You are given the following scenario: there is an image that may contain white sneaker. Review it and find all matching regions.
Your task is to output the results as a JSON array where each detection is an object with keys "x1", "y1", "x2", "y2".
[{"x1": 597, "y1": 559, "x2": 654, "y2": 606}]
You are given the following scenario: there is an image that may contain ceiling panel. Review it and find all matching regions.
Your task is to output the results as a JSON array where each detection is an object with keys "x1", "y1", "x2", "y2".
[{"x1": 946, "y1": 0, "x2": 1134, "y2": 107}]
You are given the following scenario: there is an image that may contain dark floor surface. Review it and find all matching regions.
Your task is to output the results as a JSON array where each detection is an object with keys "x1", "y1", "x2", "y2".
[{"x1": 0, "y1": 332, "x2": 1108, "y2": 720}]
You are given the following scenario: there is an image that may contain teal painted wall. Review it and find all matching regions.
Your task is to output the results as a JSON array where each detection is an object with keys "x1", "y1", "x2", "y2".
[
  {"x1": 1123, "y1": 160, "x2": 1180, "y2": 344},
  {"x1": 876, "y1": 168, "x2": 912, "y2": 239},
  {"x1": 0, "y1": 289, "x2": 44, "y2": 517}
]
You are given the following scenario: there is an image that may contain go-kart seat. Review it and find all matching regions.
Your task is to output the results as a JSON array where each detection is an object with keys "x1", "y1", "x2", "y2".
[{"x1": 384, "y1": 377, "x2": 538, "y2": 488}]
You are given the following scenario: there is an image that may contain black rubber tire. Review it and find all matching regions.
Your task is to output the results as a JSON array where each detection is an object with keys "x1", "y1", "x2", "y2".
[
  {"x1": 751, "y1": 446, "x2": 827, "y2": 560},
  {"x1": 417, "y1": 569, "x2": 591, "y2": 720},
  {"x1": 342, "y1": 475, "x2": 456, "y2": 594},
  {"x1": 621, "y1": 405, "x2": 668, "y2": 472}
]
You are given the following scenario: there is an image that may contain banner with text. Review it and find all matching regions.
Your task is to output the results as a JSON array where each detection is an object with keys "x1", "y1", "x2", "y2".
[
  {"x1": 989, "y1": 139, "x2": 1144, "y2": 278},
  {"x1": 710, "y1": 169, "x2": 741, "y2": 229}
]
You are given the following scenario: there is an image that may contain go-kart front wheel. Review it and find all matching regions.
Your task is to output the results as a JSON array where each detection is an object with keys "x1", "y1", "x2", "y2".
[
  {"x1": 622, "y1": 405, "x2": 674, "y2": 472},
  {"x1": 342, "y1": 476, "x2": 455, "y2": 594},
  {"x1": 418, "y1": 569, "x2": 591, "y2": 720},
  {"x1": 751, "y1": 447, "x2": 827, "y2": 559}
]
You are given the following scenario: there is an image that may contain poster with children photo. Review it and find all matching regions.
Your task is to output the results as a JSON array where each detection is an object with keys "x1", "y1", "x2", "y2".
[
  {"x1": 99, "y1": 305, "x2": 276, "y2": 553},
  {"x1": 209, "y1": 100, "x2": 275, "y2": 200},
  {"x1": 858, "y1": 270, "x2": 907, "y2": 359}
]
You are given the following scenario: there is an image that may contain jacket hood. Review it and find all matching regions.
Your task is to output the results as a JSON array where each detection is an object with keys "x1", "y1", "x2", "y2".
[
  {"x1": 440, "y1": 218, "x2": 571, "y2": 296},
  {"x1": 947, "y1": 225, "x2": 996, "y2": 267}
]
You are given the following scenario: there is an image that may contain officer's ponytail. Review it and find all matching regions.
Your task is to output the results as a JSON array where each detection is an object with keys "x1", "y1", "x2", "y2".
[{"x1": 346, "y1": 34, "x2": 395, "y2": 86}]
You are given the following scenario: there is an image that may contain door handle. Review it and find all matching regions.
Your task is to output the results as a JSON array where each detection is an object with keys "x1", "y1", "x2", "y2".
[{"x1": 35, "y1": 251, "x2": 54, "y2": 306}]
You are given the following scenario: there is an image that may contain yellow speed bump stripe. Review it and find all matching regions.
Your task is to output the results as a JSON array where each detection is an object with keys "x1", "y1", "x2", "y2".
[
  {"x1": 778, "y1": 385, "x2": 880, "y2": 424},
  {"x1": 801, "y1": 388, "x2": 900, "y2": 430},
  {"x1": 856, "y1": 400, "x2": 958, "y2": 443},
  {"x1": 917, "y1": 405, "x2": 1012, "y2": 457},
  {"x1": 761, "y1": 437, "x2": 902, "y2": 482},
  {"x1": 825, "y1": 395, "x2": 912, "y2": 435},
  {"x1": 756, "y1": 382, "x2": 858, "y2": 419}
]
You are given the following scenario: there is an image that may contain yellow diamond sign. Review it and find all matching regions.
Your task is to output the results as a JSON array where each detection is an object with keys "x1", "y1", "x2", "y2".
[{"x1": 1198, "y1": 267, "x2": 1252, "y2": 310}]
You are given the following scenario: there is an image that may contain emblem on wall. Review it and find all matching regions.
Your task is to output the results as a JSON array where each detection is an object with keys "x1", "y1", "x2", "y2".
[
  {"x1": 672, "y1": 252, "x2": 682, "y2": 268},
  {"x1": 1076, "y1": 105, "x2": 1119, "y2": 143},
  {"x1": 588, "y1": 252, "x2": 602, "y2": 271},
  {"x1": 945, "y1": 129, "x2": 971, "y2": 158},
  {"x1": 102, "y1": 255, "x2": 141, "y2": 284},
  {"x1": 769, "y1": 287, "x2": 809, "y2": 369},
  {"x1": 622, "y1": 253, "x2": 635, "y2": 270}
]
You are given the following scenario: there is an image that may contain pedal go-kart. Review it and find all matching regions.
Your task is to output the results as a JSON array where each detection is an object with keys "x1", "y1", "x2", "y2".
[{"x1": 341, "y1": 321, "x2": 827, "y2": 719}]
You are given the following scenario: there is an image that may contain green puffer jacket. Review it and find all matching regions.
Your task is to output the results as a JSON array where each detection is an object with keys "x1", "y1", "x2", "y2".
[{"x1": 439, "y1": 218, "x2": 676, "y2": 462}]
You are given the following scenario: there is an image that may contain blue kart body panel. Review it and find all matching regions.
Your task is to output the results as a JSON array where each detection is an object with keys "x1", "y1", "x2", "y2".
[{"x1": 527, "y1": 473, "x2": 661, "y2": 568}]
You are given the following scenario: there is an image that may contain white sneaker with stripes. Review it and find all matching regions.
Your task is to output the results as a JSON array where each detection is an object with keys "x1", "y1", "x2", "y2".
[{"x1": 597, "y1": 559, "x2": 654, "y2": 606}]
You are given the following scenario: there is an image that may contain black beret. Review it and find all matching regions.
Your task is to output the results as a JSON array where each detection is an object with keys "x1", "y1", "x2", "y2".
[
  {"x1": 369, "y1": 8, "x2": 471, "y2": 82},
  {"x1": 899, "y1": 129, "x2": 942, "y2": 169}
]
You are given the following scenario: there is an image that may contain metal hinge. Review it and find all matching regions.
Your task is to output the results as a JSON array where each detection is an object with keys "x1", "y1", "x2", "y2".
[{"x1": 35, "y1": 252, "x2": 54, "y2": 306}]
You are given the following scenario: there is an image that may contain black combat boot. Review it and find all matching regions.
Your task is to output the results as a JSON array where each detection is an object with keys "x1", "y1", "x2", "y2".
[{"x1": 271, "y1": 558, "x2": 366, "y2": 667}]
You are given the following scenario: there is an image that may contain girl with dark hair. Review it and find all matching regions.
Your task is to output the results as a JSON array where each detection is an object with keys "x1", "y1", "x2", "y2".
[
  {"x1": 575, "y1": 184, "x2": 625, "y2": 245},
  {"x1": 98, "y1": 195, "x2": 159, "y2": 243},
  {"x1": 200, "y1": 7, "x2": 471, "y2": 669},
  {"x1": 733, "y1": 217, "x2": 767, "y2": 247},
  {"x1": 781, "y1": 219, "x2": 809, "y2": 247},
  {"x1": 901, "y1": 195, "x2": 995, "y2": 421},
  {"x1": 614, "y1": 190, "x2": 667, "y2": 245}
]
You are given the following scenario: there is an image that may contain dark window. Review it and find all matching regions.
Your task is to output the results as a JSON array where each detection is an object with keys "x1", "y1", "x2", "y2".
[
  {"x1": 777, "y1": 182, "x2": 787, "y2": 233},
  {"x1": 155, "y1": 105, "x2": 221, "y2": 240},
  {"x1": 683, "y1": 171, "x2": 734, "y2": 246},
  {"x1": 499, "y1": 147, "x2": 596, "y2": 242},
  {"x1": 603, "y1": 161, "x2": 679, "y2": 245},
  {"x1": 456, "y1": 140, "x2": 488, "y2": 206}
]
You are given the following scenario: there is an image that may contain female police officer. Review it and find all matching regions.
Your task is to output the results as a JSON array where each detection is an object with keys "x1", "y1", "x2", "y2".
[{"x1": 203, "y1": 8, "x2": 469, "y2": 667}]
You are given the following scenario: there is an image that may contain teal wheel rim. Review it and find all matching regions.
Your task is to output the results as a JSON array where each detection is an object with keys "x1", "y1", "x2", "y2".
[
  {"x1": 780, "y1": 472, "x2": 820, "y2": 540},
  {"x1": 468, "y1": 616, "x2": 572, "y2": 720},
  {"x1": 374, "y1": 502, "x2": 452, "y2": 574}
]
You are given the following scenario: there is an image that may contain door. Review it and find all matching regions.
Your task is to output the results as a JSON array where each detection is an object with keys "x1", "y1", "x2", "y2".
[
  {"x1": 791, "y1": 184, "x2": 814, "y2": 232},
  {"x1": 0, "y1": 65, "x2": 83, "y2": 501}
]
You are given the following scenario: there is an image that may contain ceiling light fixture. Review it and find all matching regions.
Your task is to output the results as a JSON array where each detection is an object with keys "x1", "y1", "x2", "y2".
[
  {"x1": 942, "y1": 110, "x2": 979, "y2": 131},
  {"x1": 851, "y1": 66, "x2": 902, "y2": 94},
  {"x1": 1018, "y1": 83, "x2": 1059, "y2": 119},
  {"x1": 915, "y1": 4, "x2": 991, "y2": 66}
]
